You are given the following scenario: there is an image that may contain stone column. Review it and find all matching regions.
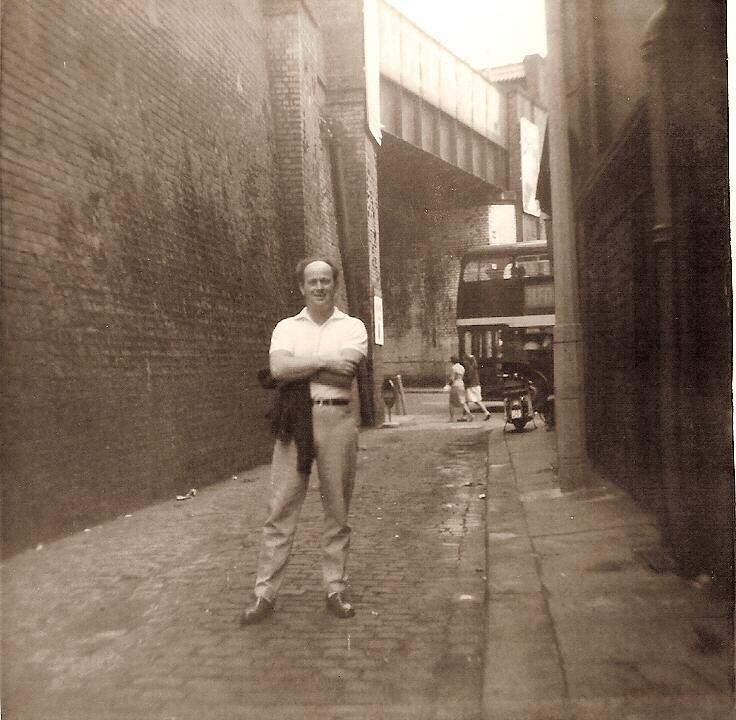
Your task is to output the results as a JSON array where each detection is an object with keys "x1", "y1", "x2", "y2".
[
  {"x1": 319, "y1": 0, "x2": 384, "y2": 425},
  {"x1": 544, "y1": 0, "x2": 588, "y2": 488}
]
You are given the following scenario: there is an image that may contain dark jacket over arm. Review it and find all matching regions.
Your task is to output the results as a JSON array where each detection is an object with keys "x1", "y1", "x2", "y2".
[{"x1": 257, "y1": 369, "x2": 314, "y2": 474}]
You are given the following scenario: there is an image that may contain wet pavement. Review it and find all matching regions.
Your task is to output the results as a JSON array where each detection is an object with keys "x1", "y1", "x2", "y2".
[{"x1": 2, "y1": 391, "x2": 733, "y2": 719}]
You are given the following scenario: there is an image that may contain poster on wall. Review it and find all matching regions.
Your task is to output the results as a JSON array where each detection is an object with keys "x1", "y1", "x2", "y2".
[
  {"x1": 488, "y1": 203, "x2": 517, "y2": 245},
  {"x1": 520, "y1": 115, "x2": 546, "y2": 217},
  {"x1": 373, "y1": 295, "x2": 384, "y2": 345}
]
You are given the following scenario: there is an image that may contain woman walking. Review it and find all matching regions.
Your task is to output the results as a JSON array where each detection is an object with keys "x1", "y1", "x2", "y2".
[
  {"x1": 463, "y1": 353, "x2": 491, "y2": 421},
  {"x1": 447, "y1": 356, "x2": 473, "y2": 422}
]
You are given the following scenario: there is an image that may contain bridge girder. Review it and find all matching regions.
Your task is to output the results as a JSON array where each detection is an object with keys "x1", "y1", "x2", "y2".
[
  {"x1": 379, "y1": 78, "x2": 507, "y2": 193},
  {"x1": 378, "y1": 133, "x2": 502, "y2": 210}
]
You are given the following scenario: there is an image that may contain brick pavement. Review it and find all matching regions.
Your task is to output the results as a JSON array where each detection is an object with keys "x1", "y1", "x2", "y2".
[{"x1": 2, "y1": 394, "x2": 496, "y2": 720}]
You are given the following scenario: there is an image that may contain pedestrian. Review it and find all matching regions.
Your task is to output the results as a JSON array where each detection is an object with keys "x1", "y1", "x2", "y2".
[
  {"x1": 463, "y1": 353, "x2": 491, "y2": 421},
  {"x1": 240, "y1": 257, "x2": 368, "y2": 626},
  {"x1": 447, "y1": 355, "x2": 473, "y2": 422}
]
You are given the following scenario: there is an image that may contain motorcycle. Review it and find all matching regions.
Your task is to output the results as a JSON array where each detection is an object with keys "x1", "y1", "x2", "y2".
[{"x1": 503, "y1": 383, "x2": 535, "y2": 433}]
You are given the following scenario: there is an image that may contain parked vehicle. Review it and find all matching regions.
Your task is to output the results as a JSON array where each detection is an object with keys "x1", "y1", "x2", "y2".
[
  {"x1": 503, "y1": 383, "x2": 534, "y2": 432},
  {"x1": 456, "y1": 241, "x2": 555, "y2": 408}
]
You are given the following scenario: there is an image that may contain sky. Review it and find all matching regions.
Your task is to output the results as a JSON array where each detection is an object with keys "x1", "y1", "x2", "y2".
[{"x1": 384, "y1": 0, "x2": 547, "y2": 69}]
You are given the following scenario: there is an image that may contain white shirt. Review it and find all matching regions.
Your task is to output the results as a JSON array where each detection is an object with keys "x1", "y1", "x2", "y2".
[{"x1": 269, "y1": 307, "x2": 368, "y2": 400}]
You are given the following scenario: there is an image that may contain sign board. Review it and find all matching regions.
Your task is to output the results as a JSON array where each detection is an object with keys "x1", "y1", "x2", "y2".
[
  {"x1": 488, "y1": 203, "x2": 517, "y2": 245},
  {"x1": 524, "y1": 283, "x2": 555, "y2": 311},
  {"x1": 373, "y1": 295, "x2": 384, "y2": 345},
  {"x1": 520, "y1": 116, "x2": 546, "y2": 217}
]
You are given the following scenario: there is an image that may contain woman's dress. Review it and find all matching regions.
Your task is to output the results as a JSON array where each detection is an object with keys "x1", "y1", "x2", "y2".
[{"x1": 449, "y1": 363, "x2": 466, "y2": 407}]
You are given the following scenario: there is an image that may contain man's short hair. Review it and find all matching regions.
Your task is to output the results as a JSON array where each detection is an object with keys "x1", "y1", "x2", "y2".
[{"x1": 296, "y1": 256, "x2": 340, "y2": 285}]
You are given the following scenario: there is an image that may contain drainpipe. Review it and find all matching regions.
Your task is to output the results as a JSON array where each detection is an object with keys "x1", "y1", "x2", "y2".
[
  {"x1": 545, "y1": 0, "x2": 588, "y2": 488},
  {"x1": 321, "y1": 118, "x2": 374, "y2": 426}
]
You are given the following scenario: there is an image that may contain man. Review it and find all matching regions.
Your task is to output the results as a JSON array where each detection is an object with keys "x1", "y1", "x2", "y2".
[{"x1": 240, "y1": 257, "x2": 368, "y2": 625}]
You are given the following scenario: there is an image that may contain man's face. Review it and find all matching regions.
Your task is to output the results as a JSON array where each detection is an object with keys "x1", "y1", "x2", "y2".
[{"x1": 300, "y1": 261, "x2": 336, "y2": 312}]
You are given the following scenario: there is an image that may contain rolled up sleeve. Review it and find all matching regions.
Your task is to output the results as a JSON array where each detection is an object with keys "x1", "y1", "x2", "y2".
[
  {"x1": 269, "y1": 319, "x2": 294, "y2": 355},
  {"x1": 343, "y1": 318, "x2": 368, "y2": 358}
]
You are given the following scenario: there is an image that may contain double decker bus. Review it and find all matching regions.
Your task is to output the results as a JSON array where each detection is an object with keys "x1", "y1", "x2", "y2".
[{"x1": 456, "y1": 240, "x2": 555, "y2": 402}]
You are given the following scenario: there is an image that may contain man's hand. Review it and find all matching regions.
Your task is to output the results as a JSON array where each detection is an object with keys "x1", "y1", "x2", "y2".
[
  {"x1": 320, "y1": 353, "x2": 360, "y2": 376},
  {"x1": 316, "y1": 350, "x2": 362, "y2": 389},
  {"x1": 269, "y1": 349, "x2": 362, "y2": 386}
]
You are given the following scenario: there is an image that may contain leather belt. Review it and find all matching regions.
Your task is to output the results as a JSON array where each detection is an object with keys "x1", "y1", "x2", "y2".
[{"x1": 312, "y1": 399, "x2": 350, "y2": 406}]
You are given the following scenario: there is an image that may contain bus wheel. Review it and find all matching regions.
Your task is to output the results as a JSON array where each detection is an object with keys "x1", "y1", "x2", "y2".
[{"x1": 513, "y1": 419, "x2": 526, "y2": 432}]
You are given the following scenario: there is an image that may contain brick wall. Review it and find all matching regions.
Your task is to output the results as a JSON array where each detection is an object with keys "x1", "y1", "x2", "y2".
[
  {"x1": 379, "y1": 198, "x2": 491, "y2": 383},
  {"x1": 1, "y1": 0, "x2": 298, "y2": 552},
  {"x1": 663, "y1": 3, "x2": 732, "y2": 585},
  {"x1": 264, "y1": 2, "x2": 310, "y2": 291},
  {"x1": 578, "y1": 109, "x2": 658, "y2": 505},
  {"x1": 264, "y1": 0, "x2": 346, "y2": 314},
  {"x1": 574, "y1": 3, "x2": 732, "y2": 588}
]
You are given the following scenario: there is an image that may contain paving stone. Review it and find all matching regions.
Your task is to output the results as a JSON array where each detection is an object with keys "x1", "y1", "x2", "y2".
[{"x1": 484, "y1": 427, "x2": 734, "y2": 720}]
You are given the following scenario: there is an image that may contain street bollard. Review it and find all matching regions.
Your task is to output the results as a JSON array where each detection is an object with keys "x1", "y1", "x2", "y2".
[
  {"x1": 381, "y1": 377, "x2": 399, "y2": 427},
  {"x1": 393, "y1": 374, "x2": 407, "y2": 415}
]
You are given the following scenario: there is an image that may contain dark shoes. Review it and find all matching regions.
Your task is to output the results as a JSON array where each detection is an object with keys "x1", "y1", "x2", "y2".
[
  {"x1": 240, "y1": 593, "x2": 354, "y2": 624},
  {"x1": 239, "y1": 596, "x2": 275, "y2": 626},
  {"x1": 326, "y1": 592, "x2": 355, "y2": 619}
]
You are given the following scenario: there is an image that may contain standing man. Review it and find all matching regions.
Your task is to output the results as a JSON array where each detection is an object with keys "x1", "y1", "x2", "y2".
[{"x1": 240, "y1": 257, "x2": 368, "y2": 625}]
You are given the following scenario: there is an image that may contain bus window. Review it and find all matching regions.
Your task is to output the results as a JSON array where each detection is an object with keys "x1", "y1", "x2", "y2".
[
  {"x1": 503, "y1": 260, "x2": 526, "y2": 280},
  {"x1": 479, "y1": 259, "x2": 504, "y2": 281},
  {"x1": 462, "y1": 260, "x2": 480, "y2": 282},
  {"x1": 516, "y1": 254, "x2": 551, "y2": 277}
]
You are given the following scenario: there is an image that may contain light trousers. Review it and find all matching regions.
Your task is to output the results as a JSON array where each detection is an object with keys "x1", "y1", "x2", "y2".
[{"x1": 254, "y1": 404, "x2": 358, "y2": 601}]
